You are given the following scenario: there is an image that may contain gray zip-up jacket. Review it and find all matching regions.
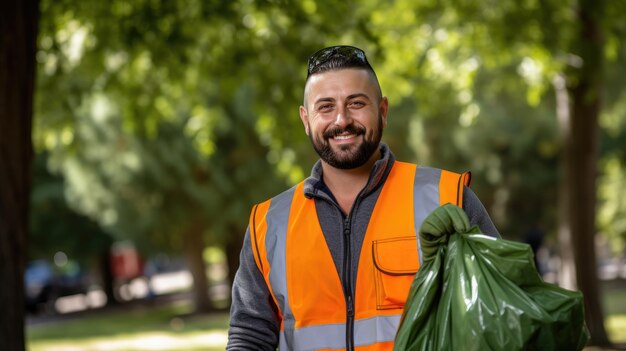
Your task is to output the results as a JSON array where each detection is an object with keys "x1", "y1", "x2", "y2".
[{"x1": 227, "y1": 145, "x2": 500, "y2": 350}]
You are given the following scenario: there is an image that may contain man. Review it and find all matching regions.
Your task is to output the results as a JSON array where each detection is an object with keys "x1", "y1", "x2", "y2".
[{"x1": 227, "y1": 45, "x2": 499, "y2": 350}]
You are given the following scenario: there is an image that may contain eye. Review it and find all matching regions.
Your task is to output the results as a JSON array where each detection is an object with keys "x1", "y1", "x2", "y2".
[
  {"x1": 318, "y1": 104, "x2": 334, "y2": 112},
  {"x1": 349, "y1": 100, "x2": 366, "y2": 108}
]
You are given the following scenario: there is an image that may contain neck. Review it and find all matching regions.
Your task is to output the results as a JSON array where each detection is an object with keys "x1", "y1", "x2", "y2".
[{"x1": 321, "y1": 148, "x2": 381, "y2": 215}]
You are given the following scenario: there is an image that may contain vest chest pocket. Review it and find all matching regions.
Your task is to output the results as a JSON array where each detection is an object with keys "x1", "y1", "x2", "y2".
[{"x1": 372, "y1": 236, "x2": 420, "y2": 310}]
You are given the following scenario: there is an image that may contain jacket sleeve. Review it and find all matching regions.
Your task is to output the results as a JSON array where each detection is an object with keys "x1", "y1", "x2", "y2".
[
  {"x1": 462, "y1": 187, "x2": 501, "y2": 238},
  {"x1": 227, "y1": 227, "x2": 280, "y2": 350}
]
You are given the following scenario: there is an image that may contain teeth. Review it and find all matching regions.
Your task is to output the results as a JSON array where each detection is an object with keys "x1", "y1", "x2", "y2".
[{"x1": 334, "y1": 134, "x2": 354, "y2": 140}]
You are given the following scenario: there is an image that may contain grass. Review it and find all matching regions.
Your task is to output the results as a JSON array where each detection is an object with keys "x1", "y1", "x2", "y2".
[
  {"x1": 603, "y1": 287, "x2": 626, "y2": 344},
  {"x1": 607, "y1": 314, "x2": 626, "y2": 343},
  {"x1": 27, "y1": 300, "x2": 230, "y2": 351},
  {"x1": 27, "y1": 288, "x2": 626, "y2": 350}
]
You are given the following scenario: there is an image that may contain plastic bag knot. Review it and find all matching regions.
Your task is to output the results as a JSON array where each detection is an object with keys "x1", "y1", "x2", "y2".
[{"x1": 419, "y1": 203, "x2": 480, "y2": 259}]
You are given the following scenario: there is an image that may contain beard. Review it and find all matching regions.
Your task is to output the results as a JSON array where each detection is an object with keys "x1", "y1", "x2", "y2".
[{"x1": 309, "y1": 115, "x2": 383, "y2": 169}]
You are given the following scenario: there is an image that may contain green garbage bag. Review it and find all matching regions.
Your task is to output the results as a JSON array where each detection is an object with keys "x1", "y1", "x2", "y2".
[{"x1": 394, "y1": 204, "x2": 589, "y2": 351}]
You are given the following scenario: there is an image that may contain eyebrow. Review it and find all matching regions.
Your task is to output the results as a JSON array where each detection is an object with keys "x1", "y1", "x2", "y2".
[
  {"x1": 313, "y1": 97, "x2": 335, "y2": 106},
  {"x1": 347, "y1": 93, "x2": 370, "y2": 100},
  {"x1": 313, "y1": 93, "x2": 371, "y2": 106}
]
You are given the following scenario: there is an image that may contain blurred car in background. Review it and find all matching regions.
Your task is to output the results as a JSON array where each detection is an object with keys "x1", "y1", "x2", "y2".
[{"x1": 24, "y1": 259, "x2": 90, "y2": 314}]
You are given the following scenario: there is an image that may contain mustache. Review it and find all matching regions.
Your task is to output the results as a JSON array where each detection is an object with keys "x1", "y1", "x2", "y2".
[{"x1": 322, "y1": 125, "x2": 366, "y2": 139}]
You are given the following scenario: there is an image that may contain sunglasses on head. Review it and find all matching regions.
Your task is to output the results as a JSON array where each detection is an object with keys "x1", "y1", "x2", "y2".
[{"x1": 307, "y1": 45, "x2": 372, "y2": 77}]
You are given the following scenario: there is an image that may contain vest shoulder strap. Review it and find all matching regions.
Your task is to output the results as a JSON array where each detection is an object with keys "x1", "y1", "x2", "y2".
[
  {"x1": 438, "y1": 168, "x2": 471, "y2": 208},
  {"x1": 249, "y1": 199, "x2": 272, "y2": 275}
]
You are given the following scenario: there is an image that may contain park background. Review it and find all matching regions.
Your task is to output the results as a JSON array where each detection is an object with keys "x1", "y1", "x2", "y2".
[{"x1": 2, "y1": 0, "x2": 626, "y2": 350}]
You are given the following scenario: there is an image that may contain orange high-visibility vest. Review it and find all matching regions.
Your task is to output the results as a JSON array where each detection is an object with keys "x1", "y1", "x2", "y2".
[{"x1": 249, "y1": 162, "x2": 471, "y2": 351}]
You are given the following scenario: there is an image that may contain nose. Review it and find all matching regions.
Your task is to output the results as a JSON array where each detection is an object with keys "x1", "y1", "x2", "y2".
[{"x1": 334, "y1": 106, "x2": 352, "y2": 128}]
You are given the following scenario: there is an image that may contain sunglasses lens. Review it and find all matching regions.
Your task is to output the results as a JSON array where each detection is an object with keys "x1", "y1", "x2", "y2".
[{"x1": 307, "y1": 46, "x2": 368, "y2": 76}]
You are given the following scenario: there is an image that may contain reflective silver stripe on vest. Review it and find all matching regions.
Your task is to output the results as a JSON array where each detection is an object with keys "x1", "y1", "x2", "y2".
[
  {"x1": 287, "y1": 322, "x2": 345, "y2": 351},
  {"x1": 265, "y1": 186, "x2": 297, "y2": 351},
  {"x1": 413, "y1": 167, "x2": 442, "y2": 264},
  {"x1": 354, "y1": 314, "x2": 402, "y2": 346},
  {"x1": 279, "y1": 315, "x2": 401, "y2": 350}
]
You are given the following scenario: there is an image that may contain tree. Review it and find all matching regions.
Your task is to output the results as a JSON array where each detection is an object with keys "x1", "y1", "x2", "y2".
[
  {"x1": 32, "y1": 1, "x2": 626, "y2": 341},
  {"x1": 555, "y1": 0, "x2": 608, "y2": 343},
  {"x1": 0, "y1": 0, "x2": 39, "y2": 349},
  {"x1": 34, "y1": 0, "x2": 364, "y2": 313},
  {"x1": 29, "y1": 152, "x2": 116, "y2": 304},
  {"x1": 363, "y1": 0, "x2": 626, "y2": 345}
]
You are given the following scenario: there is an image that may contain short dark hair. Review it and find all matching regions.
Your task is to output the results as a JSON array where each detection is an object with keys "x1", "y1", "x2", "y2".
[{"x1": 306, "y1": 45, "x2": 377, "y2": 79}]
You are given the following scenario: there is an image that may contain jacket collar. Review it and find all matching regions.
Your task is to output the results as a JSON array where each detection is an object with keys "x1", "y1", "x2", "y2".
[{"x1": 303, "y1": 143, "x2": 395, "y2": 200}]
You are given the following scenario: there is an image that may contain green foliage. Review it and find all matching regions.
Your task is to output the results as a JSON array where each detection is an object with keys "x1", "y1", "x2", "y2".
[
  {"x1": 597, "y1": 156, "x2": 626, "y2": 255},
  {"x1": 364, "y1": 0, "x2": 626, "y2": 245},
  {"x1": 34, "y1": 0, "x2": 368, "y2": 254},
  {"x1": 29, "y1": 152, "x2": 112, "y2": 263},
  {"x1": 34, "y1": 0, "x2": 626, "y2": 257},
  {"x1": 360, "y1": 0, "x2": 567, "y2": 237}
]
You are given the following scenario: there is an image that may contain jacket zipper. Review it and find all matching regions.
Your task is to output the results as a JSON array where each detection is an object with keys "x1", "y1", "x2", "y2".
[
  {"x1": 343, "y1": 216, "x2": 355, "y2": 351},
  {"x1": 343, "y1": 186, "x2": 367, "y2": 351},
  {"x1": 314, "y1": 184, "x2": 369, "y2": 351}
]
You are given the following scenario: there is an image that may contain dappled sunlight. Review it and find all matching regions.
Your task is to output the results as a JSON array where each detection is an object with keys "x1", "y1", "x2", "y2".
[
  {"x1": 48, "y1": 271, "x2": 204, "y2": 314},
  {"x1": 48, "y1": 270, "x2": 230, "y2": 315},
  {"x1": 27, "y1": 300, "x2": 231, "y2": 351},
  {"x1": 55, "y1": 291, "x2": 106, "y2": 314},
  {"x1": 12, "y1": 1, "x2": 624, "y2": 349},
  {"x1": 149, "y1": 271, "x2": 193, "y2": 296},
  {"x1": 606, "y1": 315, "x2": 626, "y2": 343},
  {"x1": 29, "y1": 331, "x2": 228, "y2": 351}
]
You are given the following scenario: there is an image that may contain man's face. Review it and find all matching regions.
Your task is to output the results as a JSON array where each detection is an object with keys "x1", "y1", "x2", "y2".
[{"x1": 299, "y1": 69, "x2": 388, "y2": 169}]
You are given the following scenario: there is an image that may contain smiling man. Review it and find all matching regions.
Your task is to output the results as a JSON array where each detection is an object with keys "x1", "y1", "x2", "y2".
[{"x1": 227, "y1": 46, "x2": 499, "y2": 351}]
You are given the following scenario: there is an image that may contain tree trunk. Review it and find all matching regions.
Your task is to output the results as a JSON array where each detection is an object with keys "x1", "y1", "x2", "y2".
[
  {"x1": 560, "y1": 0, "x2": 610, "y2": 346},
  {"x1": 98, "y1": 247, "x2": 118, "y2": 305},
  {"x1": 183, "y1": 219, "x2": 212, "y2": 313},
  {"x1": 0, "y1": 0, "x2": 39, "y2": 350}
]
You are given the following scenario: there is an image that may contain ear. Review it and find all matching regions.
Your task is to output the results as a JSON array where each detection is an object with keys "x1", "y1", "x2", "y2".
[
  {"x1": 299, "y1": 105, "x2": 310, "y2": 136},
  {"x1": 379, "y1": 96, "x2": 389, "y2": 129}
]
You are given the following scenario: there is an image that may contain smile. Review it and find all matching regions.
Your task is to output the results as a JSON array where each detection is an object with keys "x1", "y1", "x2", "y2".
[{"x1": 333, "y1": 134, "x2": 356, "y2": 140}]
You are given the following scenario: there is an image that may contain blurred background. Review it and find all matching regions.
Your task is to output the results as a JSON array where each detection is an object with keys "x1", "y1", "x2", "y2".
[{"x1": 2, "y1": 0, "x2": 626, "y2": 350}]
